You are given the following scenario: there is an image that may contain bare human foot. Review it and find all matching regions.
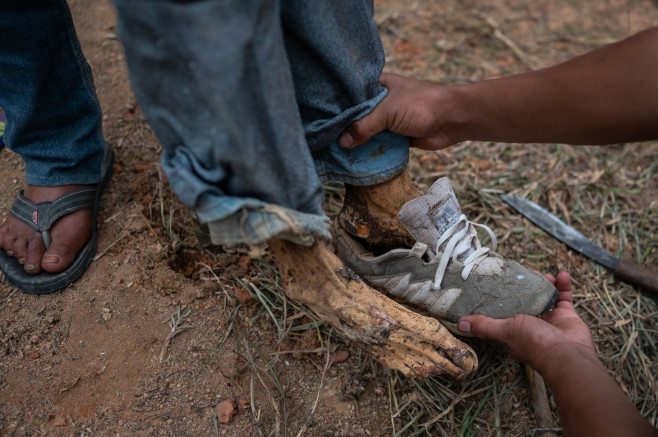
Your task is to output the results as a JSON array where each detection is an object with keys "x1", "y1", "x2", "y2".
[{"x1": 0, "y1": 184, "x2": 92, "y2": 275}]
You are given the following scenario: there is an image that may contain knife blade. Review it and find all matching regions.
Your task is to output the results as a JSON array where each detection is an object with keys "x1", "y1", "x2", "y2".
[{"x1": 500, "y1": 193, "x2": 658, "y2": 296}]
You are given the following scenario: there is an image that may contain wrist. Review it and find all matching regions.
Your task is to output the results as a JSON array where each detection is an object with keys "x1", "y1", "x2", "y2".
[
  {"x1": 437, "y1": 84, "x2": 480, "y2": 144},
  {"x1": 538, "y1": 344, "x2": 601, "y2": 386}
]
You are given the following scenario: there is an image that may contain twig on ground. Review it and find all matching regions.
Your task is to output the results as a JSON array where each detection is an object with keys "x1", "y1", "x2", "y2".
[
  {"x1": 93, "y1": 231, "x2": 130, "y2": 261},
  {"x1": 421, "y1": 384, "x2": 492, "y2": 428},
  {"x1": 526, "y1": 365, "x2": 558, "y2": 437},
  {"x1": 473, "y1": 10, "x2": 544, "y2": 70},
  {"x1": 241, "y1": 336, "x2": 275, "y2": 437},
  {"x1": 296, "y1": 338, "x2": 332, "y2": 437},
  {"x1": 159, "y1": 306, "x2": 193, "y2": 362}
]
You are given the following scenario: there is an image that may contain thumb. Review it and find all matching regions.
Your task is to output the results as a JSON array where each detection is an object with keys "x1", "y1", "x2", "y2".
[
  {"x1": 338, "y1": 108, "x2": 389, "y2": 149},
  {"x1": 458, "y1": 314, "x2": 513, "y2": 342}
]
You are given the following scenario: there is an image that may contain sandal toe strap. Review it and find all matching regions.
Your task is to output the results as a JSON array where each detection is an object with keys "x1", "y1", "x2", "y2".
[{"x1": 10, "y1": 187, "x2": 97, "y2": 234}]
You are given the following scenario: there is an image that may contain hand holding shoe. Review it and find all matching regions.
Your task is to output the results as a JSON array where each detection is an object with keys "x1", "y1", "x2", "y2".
[
  {"x1": 457, "y1": 271, "x2": 596, "y2": 376},
  {"x1": 458, "y1": 271, "x2": 658, "y2": 437}
]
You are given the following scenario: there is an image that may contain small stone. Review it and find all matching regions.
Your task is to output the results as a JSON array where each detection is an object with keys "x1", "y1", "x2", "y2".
[
  {"x1": 216, "y1": 400, "x2": 237, "y2": 424},
  {"x1": 30, "y1": 352, "x2": 40, "y2": 360},
  {"x1": 51, "y1": 415, "x2": 66, "y2": 427},
  {"x1": 234, "y1": 287, "x2": 254, "y2": 305},
  {"x1": 102, "y1": 312, "x2": 112, "y2": 321},
  {"x1": 238, "y1": 398, "x2": 249, "y2": 414},
  {"x1": 330, "y1": 350, "x2": 350, "y2": 365},
  {"x1": 237, "y1": 255, "x2": 252, "y2": 269}
]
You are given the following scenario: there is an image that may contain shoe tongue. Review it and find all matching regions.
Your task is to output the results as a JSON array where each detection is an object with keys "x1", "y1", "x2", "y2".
[{"x1": 398, "y1": 177, "x2": 466, "y2": 258}]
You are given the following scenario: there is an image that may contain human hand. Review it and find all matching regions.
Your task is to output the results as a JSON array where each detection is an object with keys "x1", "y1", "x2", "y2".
[
  {"x1": 338, "y1": 73, "x2": 460, "y2": 150},
  {"x1": 457, "y1": 272, "x2": 597, "y2": 377}
]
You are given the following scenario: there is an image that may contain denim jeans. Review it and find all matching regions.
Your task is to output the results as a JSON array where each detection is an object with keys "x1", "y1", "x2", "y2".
[
  {"x1": 113, "y1": 0, "x2": 409, "y2": 247},
  {"x1": 0, "y1": 112, "x2": 5, "y2": 148},
  {"x1": 0, "y1": 1, "x2": 106, "y2": 186}
]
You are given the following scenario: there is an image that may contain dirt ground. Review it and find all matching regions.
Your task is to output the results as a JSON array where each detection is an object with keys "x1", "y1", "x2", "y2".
[{"x1": 1, "y1": 1, "x2": 656, "y2": 436}]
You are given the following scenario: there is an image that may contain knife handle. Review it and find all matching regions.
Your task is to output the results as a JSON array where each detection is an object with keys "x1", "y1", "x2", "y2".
[{"x1": 613, "y1": 259, "x2": 658, "y2": 297}]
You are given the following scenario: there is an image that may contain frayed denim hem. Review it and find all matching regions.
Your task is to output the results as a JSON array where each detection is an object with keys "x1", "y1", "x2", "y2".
[{"x1": 205, "y1": 202, "x2": 331, "y2": 249}]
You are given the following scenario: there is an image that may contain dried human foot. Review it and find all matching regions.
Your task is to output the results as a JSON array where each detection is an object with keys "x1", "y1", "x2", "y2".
[
  {"x1": 339, "y1": 170, "x2": 422, "y2": 249},
  {"x1": 269, "y1": 238, "x2": 478, "y2": 379}
]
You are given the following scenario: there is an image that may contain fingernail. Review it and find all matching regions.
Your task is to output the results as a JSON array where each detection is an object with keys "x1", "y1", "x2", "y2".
[
  {"x1": 42, "y1": 255, "x2": 61, "y2": 265},
  {"x1": 25, "y1": 264, "x2": 36, "y2": 272},
  {"x1": 6, "y1": 250, "x2": 13, "y2": 256},
  {"x1": 339, "y1": 132, "x2": 354, "y2": 148},
  {"x1": 458, "y1": 320, "x2": 471, "y2": 333},
  {"x1": 18, "y1": 258, "x2": 25, "y2": 265}
]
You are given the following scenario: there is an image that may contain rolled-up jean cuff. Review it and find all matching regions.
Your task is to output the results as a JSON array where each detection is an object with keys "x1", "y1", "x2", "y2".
[
  {"x1": 313, "y1": 130, "x2": 409, "y2": 186},
  {"x1": 201, "y1": 200, "x2": 331, "y2": 247},
  {"x1": 200, "y1": 130, "x2": 409, "y2": 247},
  {"x1": 305, "y1": 88, "x2": 388, "y2": 152}
]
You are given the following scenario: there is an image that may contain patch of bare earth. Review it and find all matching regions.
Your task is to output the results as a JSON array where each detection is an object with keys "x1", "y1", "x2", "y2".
[{"x1": 0, "y1": 0, "x2": 656, "y2": 436}]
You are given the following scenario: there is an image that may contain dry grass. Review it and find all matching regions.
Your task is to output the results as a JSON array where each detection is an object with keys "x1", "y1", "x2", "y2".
[
  {"x1": 2, "y1": 1, "x2": 652, "y2": 435},
  {"x1": 370, "y1": 2, "x2": 657, "y2": 434},
  {"x1": 392, "y1": 140, "x2": 658, "y2": 435},
  {"x1": 192, "y1": 127, "x2": 656, "y2": 435},
  {"x1": 220, "y1": 144, "x2": 657, "y2": 436},
  {"x1": 207, "y1": 1, "x2": 658, "y2": 435}
]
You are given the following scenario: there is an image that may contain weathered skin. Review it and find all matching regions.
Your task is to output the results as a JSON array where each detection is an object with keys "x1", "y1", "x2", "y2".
[
  {"x1": 269, "y1": 238, "x2": 478, "y2": 379},
  {"x1": 339, "y1": 171, "x2": 422, "y2": 249}
]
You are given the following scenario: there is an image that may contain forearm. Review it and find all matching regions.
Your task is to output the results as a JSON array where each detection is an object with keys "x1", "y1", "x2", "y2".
[
  {"x1": 444, "y1": 27, "x2": 658, "y2": 145},
  {"x1": 540, "y1": 348, "x2": 657, "y2": 437}
]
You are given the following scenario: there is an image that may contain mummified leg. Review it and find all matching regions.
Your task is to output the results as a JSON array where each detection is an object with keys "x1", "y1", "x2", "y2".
[{"x1": 269, "y1": 238, "x2": 478, "y2": 379}]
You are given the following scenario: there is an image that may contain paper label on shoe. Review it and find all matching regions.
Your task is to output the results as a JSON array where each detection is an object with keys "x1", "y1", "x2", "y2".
[{"x1": 429, "y1": 202, "x2": 459, "y2": 235}]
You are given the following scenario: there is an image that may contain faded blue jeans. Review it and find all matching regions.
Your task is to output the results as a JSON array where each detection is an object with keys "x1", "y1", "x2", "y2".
[
  {"x1": 0, "y1": 1, "x2": 106, "y2": 186},
  {"x1": 113, "y1": 0, "x2": 409, "y2": 247}
]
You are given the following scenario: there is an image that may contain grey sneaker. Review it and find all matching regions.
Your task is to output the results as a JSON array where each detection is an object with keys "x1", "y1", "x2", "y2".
[{"x1": 336, "y1": 177, "x2": 557, "y2": 333}]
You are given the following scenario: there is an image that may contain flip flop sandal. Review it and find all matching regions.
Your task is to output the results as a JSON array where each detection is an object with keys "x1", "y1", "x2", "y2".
[{"x1": 0, "y1": 149, "x2": 115, "y2": 294}]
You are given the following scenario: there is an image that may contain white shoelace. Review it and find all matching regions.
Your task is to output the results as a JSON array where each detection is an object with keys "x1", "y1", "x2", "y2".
[{"x1": 431, "y1": 214, "x2": 498, "y2": 290}]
